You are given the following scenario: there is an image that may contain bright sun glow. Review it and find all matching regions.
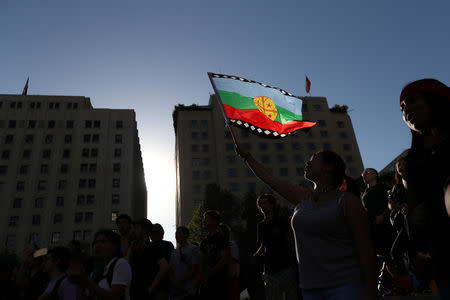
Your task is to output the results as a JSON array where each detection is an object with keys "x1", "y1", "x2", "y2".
[{"x1": 143, "y1": 149, "x2": 177, "y2": 244}]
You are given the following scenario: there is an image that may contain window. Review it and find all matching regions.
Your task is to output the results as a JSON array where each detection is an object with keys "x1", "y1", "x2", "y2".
[
  {"x1": 277, "y1": 155, "x2": 286, "y2": 163},
  {"x1": 80, "y1": 164, "x2": 88, "y2": 173},
  {"x1": 60, "y1": 164, "x2": 68, "y2": 173},
  {"x1": 202, "y1": 132, "x2": 209, "y2": 140},
  {"x1": 90, "y1": 148, "x2": 98, "y2": 157},
  {"x1": 74, "y1": 213, "x2": 83, "y2": 223},
  {"x1": 17, "y1": 102, "x2": 23, "y2": 108},
  {"x1": 190, "y1": 120, "x2": 198, "y2": 128},
  {"x1": 116, "y1": 121, "x2": 123, "y2": 128},
  {"x1": 51, "y1": 232, "x2": 60, "y2": 244},
  {"x1": 79, "y1": 179, "x2": 87, "y2": 188},
  {"x1": 192, "y1": 171, "x2": 200, "y2": 180},
  {"x1": 23, "y1": 150, "x2": 31, "y2": 159},
  {"x1": 77, "y1": 195, "x2": 85, "y2": 205},
  {"x1": 229, "y1": 183, "x2": 239, "y2": 192},
  {"x1": 202, "y1": 145, "x2": 209, "y2": 152},
  {"x1": 86, "y1": 195, "x2": 94, "y2": 205},
  {"x1": 5, "y1": 135, "x2": 13, "y2": 144},
  {"x1": 112, "y1": 211, "x2": 119, "y2": 222},
  {"x1": 113, "y1": 163, "x2": 121, "y2": 172},
  {"x1": 203, "y1": 158, "x2": 210, "y2": 166},
  {"x1": 308, "y1": 143, "x2": 316, "y2": 150},
  {"x1": 296, "y1": 168, "x2": 305, "y2": 176},
  {"x1": 62, "y1": 147, "x2": 75, "y2": 161},
  {"x1": 306, "y1": 131, "x2": 314, "y2": 139},
  {"x1": 58, "y1": 180, "x2": 67, "y2": 190},
  {"x1": 49, "y1": 102, "x2": 54, "y2": 109},
  {"x1": 54, "y1": 214, "x2": 62, "y2": 224},
  {"x1": 9, "y1": 216, "x2": 19, "y2": 226},
  {"x1": 8, "y1": 120, "x2": 16, "y2": 128},
  {"x1": 89, "y1": 164, "x2": 97, "y2": 172},
  {"x1": 337, "y1": 121, "x2": 345, "y2": 128},
  {"x1": 83, "y1": 134, "x2": 91, "y2": 143},
  {"x1": 345, "y1": 156, "x2": 353, "y2": 163},
  {"x1": 280, "y1": 168, "x2": 288, "y2": 176},
  {"x1": 13, "y1": 198, "x2": 22, "y2": 208},
  {"x1": 226, "y1": 156, "x2": 236, "y2": 164},
  {"x1": 192, "y1": 158, "x2": 201, "y2": 167},
  {"x1": 112, "y1": 179, "x2": 120, "y2": 188},
  {"x1": 38, "y1": 181, "x2": 46, "y2": 191},
  {"x1": 67, "y1": 103, "x2": 73, "y2": 109},
  {"x1": 320, "y1": 131, "x2": 328, "y2": 137},
  {"x1": 228, "y1": 169, "x2": 238, "y2": 177},
  {"x1": 261, "y1": 155, "x2": 270, "y2": 163},
  {"x1": 73, "y1": 231, "x2": 82, "y2": 241},
  {"x1": 248, "y1": 182, "x2": 257, "y2": 191},
  {"x1": 114, "y1": 148, "x2": 121, "y2": 157},
  {"x1": 45, "y1": 135, "x2": 53, "y2": 144},
  {"x1": 225, "y1": 143, "x2": 234, "y2": 151},
  {"x1": 313, "y1": 104, "x2": 322, "y2": 111},
  {"x1": 66, "y1": 120, "x2": 74, "y2": 129},
  {"x1": 115, "y1": 135, "x2": 122, "y2": 144},
  {"x1": 112, "y1": 194, "x2": 120, "y2": 204},
  {"x1": 246, "y1": 168, "x2": 255, "y2": 177},
  {"x1": 193, "y1": 185, "x2": 201, "y2": 194},
  {"x1": 302, "y1": 103, "x2": 308, "y2": 112},
  {"x1": 343, "y1": 144, "x2": 351, "y2": 151},
  {"x1": 317, "y1": 120, "x2": 326, "y2": 127},
  {"x1": 259, "y1": 143, "x2": 268, "y2": 151},
  {"x1": 85, "y1": 212, "x2": 93, "y2": 223},
  {"x1": 85, "y1": 120, "x2": 92, "y2": 128},
  {"x1": 40, "y1": 164, "x2": 49, "y2": 174},
  {"x1": 92, "y1": 134, "x2": 99, "y2": 143},
  {"x1": 323, "y1": 143, "x2": 331, "y2": 150},
  {"x1": 28, "y1": 120, "x2": 36, "y2": 128},
  {"x1": 340, "y1": 132, "x2": 348, "y2": 139},
  {"x1": 56, "y1": 197, "x2": 64, "y2": 207},
  {"x1": 191, "y1": 132, "x2": 198, "y2": 140},
  {"x1": 32, "y1": 215, "x2": 41, "y2": 225},
  {"x1": 6, "y1": 235, "x2": 16, "y2": 248},
  {"x1": 35, "y1": 197, "x2": 44, "y2": 208},
  {"x1": 82, "y1": 148, "x2": 89, "y2": 157},
  {"x1": 93, "y1": 120, "x2": 100, "y2": 128},
  {"x1": 42, "y1": 149, "x2": 51, "y2": 159},
  {"x1": 275, "y1": 143, "x2": 284, "y2": 150},
  {"x1": 16, "y1": 181, "x2": 25, "y2": 191},
  {"x1": 25, "y1": 134, "x2": 34, "y2": 143},
  {"x1": 191, "y1": 145, "x2": 199, "y2": 152},
  {"x1": 83, "y1": 230, "x2": 91, "y2": 240},
  {"x1": 2, "y1": 150, "x2": 10, "y2": 159},
  {"x1": 201, "y1": 120, "x2": 208, "y2": 128},
  {"x1": 20, "y1": 165, "x2": 28, "y2": 174},
  {"x1": 88, "y1": 179, "x2": 96, "y2": 188},
  {"x1": 48, "y1": 121, "x2": 55, "y2": 128},
  {"x1": 0, "y1": 165, "x2": 7, "y2": 175},
  {"x1": 73, "y1": 103, "x2": 78, "y2": 109},
  {"x1": 203, "y1": 170, "x2": 212, "y2": 179}
]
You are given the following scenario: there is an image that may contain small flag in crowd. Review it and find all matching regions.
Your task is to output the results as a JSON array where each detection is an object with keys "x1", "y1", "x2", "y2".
[
  {"x1": 31, "y1": 233, "x2": 39, "y2": 249},
  {"x1": 22, "y1": 77, "x2": 29, "y2": 95},
  {"x1": 208, "y1": 73, "x2": 316, "y2": 138},
  {"x1": 305, "y1": 75, "x2": 311, "y2": 94}
]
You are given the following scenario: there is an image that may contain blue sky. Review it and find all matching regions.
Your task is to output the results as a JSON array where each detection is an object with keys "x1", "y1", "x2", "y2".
[{"x1": 1, "y1": 0, "x2": 449, "y2": 243}]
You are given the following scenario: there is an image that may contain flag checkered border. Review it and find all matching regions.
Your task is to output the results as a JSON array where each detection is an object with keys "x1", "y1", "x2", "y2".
[{"x1": 209, "y1": 73, "x2": 303, "y2": 100}]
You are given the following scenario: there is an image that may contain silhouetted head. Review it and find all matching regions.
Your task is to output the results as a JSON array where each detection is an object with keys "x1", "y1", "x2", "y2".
[
  {"x1": 92, "y1": 229, "x2": 121, "y2": 259},
  {"x1": 116, "y1": 214, "x2": 132, "y2": 236},
  {"x1": 203, "y1": 210, "x2": 221, "y2": 233},
  {"x1": 175, "y1": 226, "x2": 190, "y2": 244},
  {"x1": 304, "y1": 150, "x2": 346, "y2": 188},
  {"x1": 362, "y1": 168, "x2": 378, "y2": 185},
  {"x1": 133, "y1": 218, "x2": 153, "y2": 240},
  {"x1": 150, "y1": 223, "x2": 164, "y2": 242},
  {"x1": 256, "y1": 194, "x2": 277, "y2": 217},
  {"x1": 44, "y1": 246, "x2": 70, "y2": 273}
]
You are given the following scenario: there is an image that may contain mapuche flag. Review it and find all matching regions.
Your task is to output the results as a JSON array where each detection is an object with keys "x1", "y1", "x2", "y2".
[{"x1": 208, "y1": 73, "x2": 316, "y2": 138}]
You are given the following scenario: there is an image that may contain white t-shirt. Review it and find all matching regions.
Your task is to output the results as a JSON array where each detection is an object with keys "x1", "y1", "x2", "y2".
[
  {"x1": 43, "y1": 274, "x2": 77, "y2": 300},
  {"x1": 98, "y1": 257, "x2": 132, "y2": 300}
]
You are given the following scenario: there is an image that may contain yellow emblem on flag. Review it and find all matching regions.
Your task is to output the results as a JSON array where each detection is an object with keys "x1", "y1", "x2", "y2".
[{"x1": 253, "y1": 96, "x2": 278, "y2": 121}]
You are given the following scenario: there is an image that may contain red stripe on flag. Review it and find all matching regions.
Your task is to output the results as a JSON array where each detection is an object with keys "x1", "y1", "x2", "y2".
[{"x1": 224, "y1": 105, "x2": 316, "y2": 134}]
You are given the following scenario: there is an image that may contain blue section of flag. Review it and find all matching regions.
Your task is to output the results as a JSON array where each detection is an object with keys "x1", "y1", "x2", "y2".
[{"x1": 212, "y1": 77, "x2": 302, "y2": 116}]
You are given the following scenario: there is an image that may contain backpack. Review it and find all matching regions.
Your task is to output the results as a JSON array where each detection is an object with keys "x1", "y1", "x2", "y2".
[{"x1": 49, "y1": 275, "x2": 66, "y2": 300}]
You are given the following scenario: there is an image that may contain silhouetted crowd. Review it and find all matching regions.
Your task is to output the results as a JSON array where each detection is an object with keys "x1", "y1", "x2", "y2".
[{"x1": 1, "y1": 78, "x2": 449, "y2": 300}]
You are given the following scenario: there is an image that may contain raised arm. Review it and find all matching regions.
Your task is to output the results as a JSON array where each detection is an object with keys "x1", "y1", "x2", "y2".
[{"x1": 236, "y1": 145, "x2": 311, "y2": 205}]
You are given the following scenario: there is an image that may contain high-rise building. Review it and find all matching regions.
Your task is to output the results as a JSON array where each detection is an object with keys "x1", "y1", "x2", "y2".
[
  {"x1": 173, "y1": 95, "x2": 364, "y2": 226},
  {"x1": 0, "y1": 95, "x2": 146, "y2": 254}
]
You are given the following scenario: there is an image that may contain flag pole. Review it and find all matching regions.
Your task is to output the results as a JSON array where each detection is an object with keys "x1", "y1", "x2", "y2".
[{"x1": 207, "y1": 72, "x2": 239, "y2": 147}]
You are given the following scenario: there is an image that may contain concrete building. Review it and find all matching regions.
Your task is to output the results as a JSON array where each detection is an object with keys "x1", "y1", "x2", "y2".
[
  {"x1": 173, "y1": 95, "x2": 364, "y2": 226},
  {"x1": 0, "y1": 94, "x2": 146, "y2": 254}
]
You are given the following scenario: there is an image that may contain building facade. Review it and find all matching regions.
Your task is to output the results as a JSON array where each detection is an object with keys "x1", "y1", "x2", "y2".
[
  {"x1": 0, "y1": 94, "x2": 146, "y2": 254},
  {"x1": 173, "y1": 95, "x2": 364, "y2": 226}
]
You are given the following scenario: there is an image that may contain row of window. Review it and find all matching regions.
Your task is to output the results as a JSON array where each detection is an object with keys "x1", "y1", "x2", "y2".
[
  {"x1": 1, "y1": 146, "x2": 123, "y2": 160},
  {"x1": 0, "y1": 162, "x2": 121, "y2": 176},
  {"x1": 8, "y1": 178, "x2": 120, "y2": 192},
  {"x1": 5, "y1": 230, "x2": 93, "y2": 249},
  {"x1": 9, "y1": 212, "x2": 94, "y2": 227},
  {"x1": 11, "y1": 194, "x2": 120, "y2": 209},
  {"x1": 190, "y1": 120, "x2": 208, "y2": 129},
  {"x1": 221, "y1": 141, "x2": 351, "y2": 152},
  {"x1": 1, "y1": 133, "x2": 122, "y2": 145},
  {"x1": 1, "y1": 101, "x2": 80, "y2": 110},
  {"x1": 1, "y1": 119, "x2": 124, "y2": 129}
]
